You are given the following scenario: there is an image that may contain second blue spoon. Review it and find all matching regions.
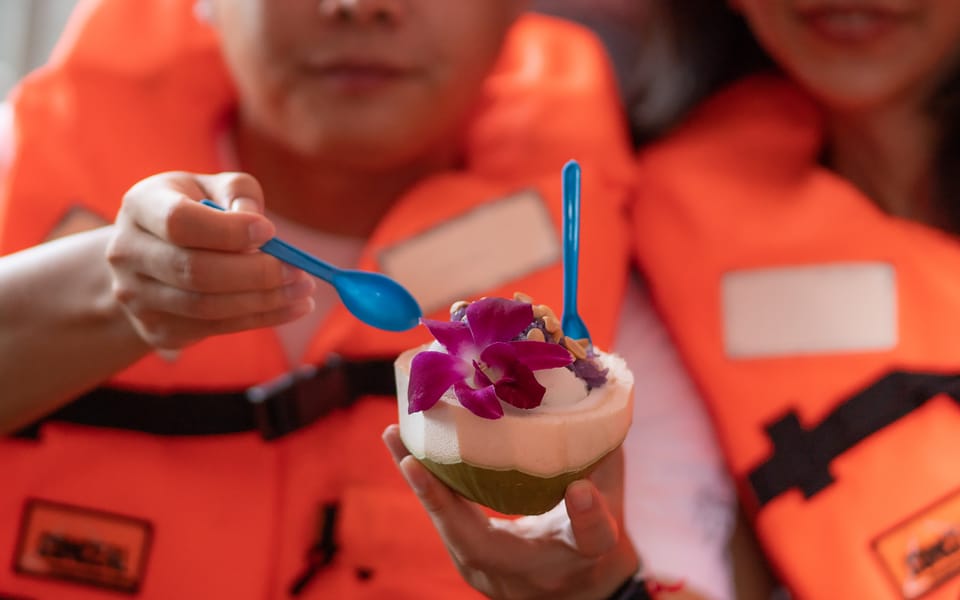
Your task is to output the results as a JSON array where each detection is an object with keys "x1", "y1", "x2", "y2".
[{"x1": 560, "y1": 160, "x2": 591, "y2": 344}]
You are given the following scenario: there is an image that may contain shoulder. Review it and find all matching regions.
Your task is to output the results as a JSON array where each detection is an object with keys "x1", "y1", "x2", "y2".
[
  {"x1": 470, "y1": 13, "x2": 634, "y2": 179},
  {"x1": 501, "y1": 13, "x2": 619, "y2": 98},
  {"x1": 637, "y1": 75, "x2": 822, "y2": 175}
]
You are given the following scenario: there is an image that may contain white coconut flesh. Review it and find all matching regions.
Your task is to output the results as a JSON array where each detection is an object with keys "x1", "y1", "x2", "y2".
[{"x1": 396, "y1": 344, "x2": 634, "y2": 478}]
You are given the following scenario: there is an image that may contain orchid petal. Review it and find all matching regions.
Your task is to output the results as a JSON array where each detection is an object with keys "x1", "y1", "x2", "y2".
[
  {"x1": 407, "y1": 351, "x2": 469, "y2": 414},
  {"x1": 466, "y1": 297, "x2": 534, "y2": 347},
  {"x1": 477, "y1": 342, "x2": 548, "y2": 409},
  {"x1": 504, "y1": 340, "x2": 574, "y2": 370},
  {"x1": 493, "y1": 367, "x2": 547, "y2": 410},
  {"x1": 478, "y1": 342, "x2": 519, "y2": 380},
  {"x1": 453, "y1": 380, "x2": 504, "y2": 419},
  {"x1": 480, "y1": 341, "x2": 572, "y2": 375},
  {"x1": 471, "y1": 360, "x2": 493, "y2": 388},
  {"x1": 421, "y1": 318, "x2": 475, "y2": 356}
]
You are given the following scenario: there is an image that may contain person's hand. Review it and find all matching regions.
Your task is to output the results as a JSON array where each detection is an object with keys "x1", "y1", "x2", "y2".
[
  {"x1": 106, "y1": 171, "x2": 315, "y2": 350},
  {"x1": 382, "y1": 424, "x2": 640, "y2": 599}
]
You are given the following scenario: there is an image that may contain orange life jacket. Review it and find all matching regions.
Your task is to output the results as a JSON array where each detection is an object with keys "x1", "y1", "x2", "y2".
[
  {"x1": 0, "y1": 1, "x2": 633, "y2": 598},
  {"x1": 634, "y1": 75, "x2": 960, "y2": 600}
]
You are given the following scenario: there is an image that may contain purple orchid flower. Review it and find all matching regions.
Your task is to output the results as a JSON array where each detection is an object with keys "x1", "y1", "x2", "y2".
[{"x1": 407, "y1": 297, "x2": 574, "y2": 419}]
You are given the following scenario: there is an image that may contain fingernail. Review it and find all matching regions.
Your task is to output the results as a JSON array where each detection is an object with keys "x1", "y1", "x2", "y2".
[
  {"x1": 281, "y1": 264, "x2": 300, "y2": 283},
  {"x1": 568, "y1": 481, "x2": 594, "y2": 512},
  {"x1": 248, "y1": 220, "x2": 273, "y2": 246},
  {"x1": 231, "y1": 197, "x2": 260, "y2": 213},
  {"x1": 400, "y1": 457, "x2": 428, "y2": 496},
  {"x1": 286, "y1": 297, "x2": 315, "y2": 320},
  {"x1": 285, "y1": 277, "x2": 315, "y2": 299}
]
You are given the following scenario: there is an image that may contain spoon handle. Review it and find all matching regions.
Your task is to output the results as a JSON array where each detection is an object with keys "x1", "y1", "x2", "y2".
[
  {"x1": 198, "y1": 199, "x2": 338, "y2": 282},
  {"x1": 562, "y1": 161, "x2": 580, "y2": 317},
  {"x1": 561, "y1": 161, "x2": 591, "y2": 343},
  {"x1": 259, "y1": 238, "x2": 338, "y2": 283}
]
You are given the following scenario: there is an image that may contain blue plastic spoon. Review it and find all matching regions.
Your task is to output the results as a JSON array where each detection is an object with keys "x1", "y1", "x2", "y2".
[
  {"x1": 560, "y1": 160, "x2": 591, "y2": 344},
  {"x1": 200, "y1": 199, "x2": 422, "y2": 332}
]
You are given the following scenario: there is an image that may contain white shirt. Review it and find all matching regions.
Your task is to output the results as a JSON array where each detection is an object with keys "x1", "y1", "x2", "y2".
[
  {"x1": 616, "y1": 276, "x2": 736, "y2": 599},
  {"x1": 268, "y1": 212, "x2": 364, "y2": 366}
]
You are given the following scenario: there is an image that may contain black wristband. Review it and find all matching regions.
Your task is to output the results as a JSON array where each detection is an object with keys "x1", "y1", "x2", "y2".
[{"x1": 607, "y1": 575, "x2": 654, "y2": 600}]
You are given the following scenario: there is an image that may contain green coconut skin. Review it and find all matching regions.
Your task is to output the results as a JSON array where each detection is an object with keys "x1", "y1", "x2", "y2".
[{"x1": 417, "y1": 450, "x2": 613, "y2": 516}]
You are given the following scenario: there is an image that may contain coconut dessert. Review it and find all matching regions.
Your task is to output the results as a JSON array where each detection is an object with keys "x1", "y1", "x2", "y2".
[{"x1": 395, "y1": 292, "x2": 634, "y2": 515}]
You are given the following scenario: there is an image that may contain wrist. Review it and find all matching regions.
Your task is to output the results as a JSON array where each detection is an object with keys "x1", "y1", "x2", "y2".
[
  {"x1": 595, "y1": 533, "x2": 642, "y2": 598},
  {"x1": 606, "y1": 573, "x2": 686, "y2": 600},
  {"x1": 606, "y1": 575, "x2": 653, "y2": 600}
]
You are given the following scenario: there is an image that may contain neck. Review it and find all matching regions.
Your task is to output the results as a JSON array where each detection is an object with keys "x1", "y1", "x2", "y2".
[
  {"x1": 233, "y1": 122, "x2": 461, "y2": 237},
  {"x1": 825, "y1": 100, "x2": 936, "y2": 224}
]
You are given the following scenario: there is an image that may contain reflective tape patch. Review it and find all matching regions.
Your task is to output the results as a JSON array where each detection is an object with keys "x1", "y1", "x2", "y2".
[
  {"x1": 379, "y1": 189, "x2": 560, "y2": 315},
  {"x1": 722, "y1": 262, "x2": 897, "y2": 358}
]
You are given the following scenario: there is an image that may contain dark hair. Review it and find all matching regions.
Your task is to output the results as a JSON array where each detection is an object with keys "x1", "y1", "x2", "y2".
[
  {"x1": 627, "y1": 1, "x2": 772, "y2": 144},
  {"x1": 628, "y1": 1, "x2": 960, "y2": 231},
  {"x1": 930, "y1": 67, "x2": 960, "y2": 230}
]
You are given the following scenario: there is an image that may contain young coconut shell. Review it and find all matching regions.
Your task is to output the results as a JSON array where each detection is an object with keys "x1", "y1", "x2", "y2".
[{"x1": 396, "y1": 344, "x2": 634, "y2": 515}]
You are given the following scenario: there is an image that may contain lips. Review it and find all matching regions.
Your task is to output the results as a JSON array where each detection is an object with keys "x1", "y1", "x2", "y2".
[
  {"x1": 795, "y1": 4, "x2": 913, "y2": 45},
  {"x1": 794, "y1": 0, "x2": 912, "y2": 12},
  {"x1": 299, "y1": 55, "x2": 415, "y2": 93},
  {"x1": 303, "y1": 60, "x2": 406, "y2": 75},
  {"x1": 299, "y1": 58, "x2": 414, "y2": 94}
]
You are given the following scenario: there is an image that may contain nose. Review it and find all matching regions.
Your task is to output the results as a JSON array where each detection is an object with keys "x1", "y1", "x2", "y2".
[{"x1": 318, "y1": 0, "x2": 405, "y2": 26}]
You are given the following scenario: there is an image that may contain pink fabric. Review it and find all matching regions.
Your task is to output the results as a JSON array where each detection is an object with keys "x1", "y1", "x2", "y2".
[
  {"x1": 616, "y1": 277, "x2": 736, "y2": 600},
  {"x1": 0, "y1": 103, "x2": 12, "y2": 185}
]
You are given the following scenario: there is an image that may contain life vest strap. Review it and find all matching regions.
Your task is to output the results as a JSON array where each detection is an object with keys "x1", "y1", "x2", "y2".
[
  {"x1": 748, "y1": 371, "x2": 960, "y2": 508},
  {"x1": 11, "y1": 355, "x2": 396, "y2": 441}
]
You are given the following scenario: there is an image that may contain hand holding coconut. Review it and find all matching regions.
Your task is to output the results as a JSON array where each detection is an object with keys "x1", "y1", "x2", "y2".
[
  {"x1": 386, "y1": 292, "x2": 638, "y2": 596},
  {"x1": 382, "y1": 425, "x2": 640, "y2": 599}
]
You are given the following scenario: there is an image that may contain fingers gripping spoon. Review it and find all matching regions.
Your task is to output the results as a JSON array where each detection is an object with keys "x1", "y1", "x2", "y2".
[{"x1": 200, "y1": 199, "x2": 422, "y2": 332}]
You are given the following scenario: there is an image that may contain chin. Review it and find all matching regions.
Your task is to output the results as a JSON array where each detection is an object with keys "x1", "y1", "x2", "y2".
[
  {"x1": 298, "y1": 131, "x2": 429, "y2": 170},
  {"x1": 794, "y1": 69, "x2": 918, "y2": 114}
]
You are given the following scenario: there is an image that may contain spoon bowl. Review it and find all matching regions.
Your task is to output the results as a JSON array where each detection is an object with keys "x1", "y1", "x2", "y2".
[
  {"x1": 201, "y1": 200, "x2": 422, "y2": 332},
  {"x1": 330, "y1": 268, "x2": 423, "y2": 332}
]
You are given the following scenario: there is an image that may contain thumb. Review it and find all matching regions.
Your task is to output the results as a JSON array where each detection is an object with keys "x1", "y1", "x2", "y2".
[{"x1": 565, "y1": 480, "x2": 619, "y2": 558}]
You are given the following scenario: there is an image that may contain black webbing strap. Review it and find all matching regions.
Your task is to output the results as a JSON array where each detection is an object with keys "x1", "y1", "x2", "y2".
[
  {"x1": 748, "y1": 370, "x2": 960, "y2": 508},
  {"x1": 11, "y1": 356, "x2": 396, "y2": 441}
]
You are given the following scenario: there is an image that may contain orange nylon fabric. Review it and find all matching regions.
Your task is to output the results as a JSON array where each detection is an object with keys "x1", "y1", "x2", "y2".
[
  {"x1": 0, "y1": 1, "x2": 633, "y2": 598},
  {"x1": 634, "y1": 75, "x2": 960, "y2": 600}
]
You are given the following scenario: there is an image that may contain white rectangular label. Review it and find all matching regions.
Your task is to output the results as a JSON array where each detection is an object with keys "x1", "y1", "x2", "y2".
[
  {"x1": 722, "y1": 262, "x2": 898, "y2": 358},
  {"x1": 378, "y1": 190, "x2": 560, "y2": 315}
]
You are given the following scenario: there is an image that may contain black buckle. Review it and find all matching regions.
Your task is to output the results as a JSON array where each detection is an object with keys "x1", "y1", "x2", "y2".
[
  {"x1": 247, "y1": 355, "x2": 351, "y2": 441},
  {"x1": 9, "y1": 355, "x2": 395, "y2": 440}
]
